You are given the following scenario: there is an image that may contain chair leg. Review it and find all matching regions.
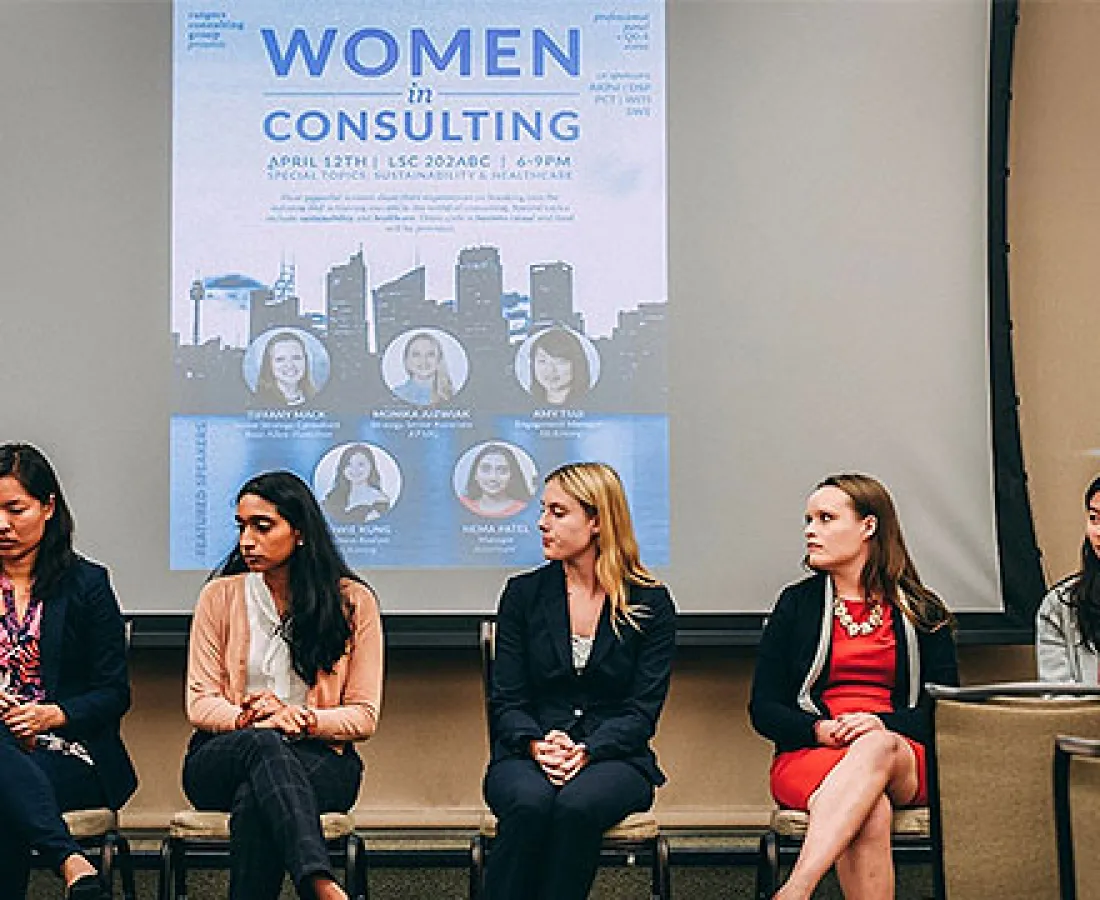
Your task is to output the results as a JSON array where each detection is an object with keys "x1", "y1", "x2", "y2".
[
  {"x1": 171, "y1": 836, "x2": 188, "y2": 900},
  {"x1": 344, "y1": 832, "x2": 368, "y2": 900},
  {"x1": 158, "y1": 839, "x2": 172, "y2": 900},
  {"x1": 655, "y1": 833, "x2": 671, "y2": 900},
  {"x1": 469, "y1": 834, "x2": 488, "y2": 900},
  {"x1": 100, "y1": 832, "x2": 117, "y2": 895},
  {"x1": 756, "y1": 831, "x2": 779, "y2": 900},
  {"x1": 357, "y1": 833, "x2": 369, "y2": 900},
  {"x1": 116, "y1": 834, "x2": 137, "y2": 900}
]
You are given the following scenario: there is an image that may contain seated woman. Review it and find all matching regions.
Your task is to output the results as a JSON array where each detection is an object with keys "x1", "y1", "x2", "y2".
[
  {"x1": 749, "y1": 473, "x2": 957, "y2": 900},
  {"x1": 461, "y1": 443, "x2": 534, "y2": 519},
  {"x1": 483, "y1": 462, "x2": 676, "y2": 900},
  {"x1": 183, "y1": 471, "x2": 383, "y2": 900},
  {"x1": 0, "y1": 443, "x2": 136, "y2": 900},
  {"x1": 322, "y1": 444, "x2": 391, "y2": 524},
  {"x1": 1037, "y1": 475, "x2": 1100, "y2": 683}
]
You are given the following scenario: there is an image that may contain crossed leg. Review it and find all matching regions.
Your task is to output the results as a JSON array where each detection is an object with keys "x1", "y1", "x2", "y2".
[{"x1": 775, "y1": 731, "x2": 920, "y2": 900}]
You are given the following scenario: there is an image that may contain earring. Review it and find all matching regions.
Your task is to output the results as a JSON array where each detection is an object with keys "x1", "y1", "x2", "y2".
[{"x1": 297, "y1": 538, "x2": 305, "y2": 546}]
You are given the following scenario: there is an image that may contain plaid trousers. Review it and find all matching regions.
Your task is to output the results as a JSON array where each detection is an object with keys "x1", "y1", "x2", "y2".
[{"x1": 182, "y1": 728, "x2": 362, "y2": 900}]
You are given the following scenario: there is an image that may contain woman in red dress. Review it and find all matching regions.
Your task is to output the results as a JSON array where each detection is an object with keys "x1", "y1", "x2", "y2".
[{"x1": 750, "y1": 473, "x2": 957, "y2": 899}]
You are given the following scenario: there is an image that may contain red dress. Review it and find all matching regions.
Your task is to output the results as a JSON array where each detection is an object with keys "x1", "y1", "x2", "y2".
[{"x1": 769, "y1": 602, "x2": 927, "y2": 810}]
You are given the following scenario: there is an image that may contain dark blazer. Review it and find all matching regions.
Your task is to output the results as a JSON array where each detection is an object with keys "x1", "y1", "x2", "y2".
[
  {"x1": 40, "y1": 557, "x2": 137, "y2": 809},
  {"x1": 749, "y1": 572, "x2": 958, "y2": 755},
  {"x1": 488, "y1": 561, "x2": 676, "y2": 785}
]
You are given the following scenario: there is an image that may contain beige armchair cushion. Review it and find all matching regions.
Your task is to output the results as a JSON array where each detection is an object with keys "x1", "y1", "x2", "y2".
[
  {"x1": 169, "y1": 810, "x2": 354, "y2": 842},
  {"x1": 62, "y1": 808, "x2": 118, "y2": 838},
  {"x1": 770, "y1": 806, "x2": 928, "y2": 839},
  {"x1": 478, "y1": 809, "x2": 659, "y2": 841}
]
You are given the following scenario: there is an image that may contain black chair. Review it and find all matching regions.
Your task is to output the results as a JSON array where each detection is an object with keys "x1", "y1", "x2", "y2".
[
  {"x1": 158, "y1": 809, "x2": 367, "y2": 900},
  {"x1": 31, "y1": 808, "x2": 137, "y2": 900},
  {"x1": 1054, "y1": 733, "x2": 1100, "y2": 900},
  {"x1": 468, "y1": 619, "x2": 671, "y2": 900},
  {"x1": 755, "y1": 805, "x2": 930, "y2": 900}
]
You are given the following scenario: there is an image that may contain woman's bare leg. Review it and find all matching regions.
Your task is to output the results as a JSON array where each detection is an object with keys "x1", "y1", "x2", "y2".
[
  {"x1": 59, "y1": 853, "x2": 98, "y2": 887},
  {"x1": 774, "y1": 731, "x2": 919, "y2": 900},
  {"x1": 833, "y1": 793, "x2": 894, "y2": 900}
]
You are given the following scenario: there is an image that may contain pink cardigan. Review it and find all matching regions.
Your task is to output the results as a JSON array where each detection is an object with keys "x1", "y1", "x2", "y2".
[{"x1": 186, "y1": 574, "x2": 383, "y2": 742}]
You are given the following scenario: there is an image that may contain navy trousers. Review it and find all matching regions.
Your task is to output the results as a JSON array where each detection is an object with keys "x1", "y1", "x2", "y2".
[
  {"x1": 182, "y1": 729, "x2": 362, "y2": 900},
  {"x1": 483, "y1": 757, "x2": 654, "y2": 900},
  {"x1": 0, "y1": 723, "x2": 108, "y2": 898}
]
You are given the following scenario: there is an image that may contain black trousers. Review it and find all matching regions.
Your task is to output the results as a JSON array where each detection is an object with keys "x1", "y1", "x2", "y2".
[
  {"x1": 182, "y1": 729, "x2": 362, "y2": 900},
  {"x1": 0, "y1": 722, "x2": 108, "y2": 898},
  {"x1": 483, "y1": 757, "x2": 654, "y2": 900}
]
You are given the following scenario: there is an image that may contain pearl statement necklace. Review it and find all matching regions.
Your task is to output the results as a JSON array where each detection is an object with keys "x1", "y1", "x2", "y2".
[{"x1": 833, "y1": 596, "x2": 883, "y2": 637}]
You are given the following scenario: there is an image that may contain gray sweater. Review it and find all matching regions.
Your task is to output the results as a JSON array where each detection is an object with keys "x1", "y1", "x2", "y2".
[{"x1": 1036, "y1": 577, "x2": 1100, "y2": 684}]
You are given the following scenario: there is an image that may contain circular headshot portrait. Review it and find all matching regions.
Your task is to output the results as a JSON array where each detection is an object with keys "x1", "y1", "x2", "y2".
[
  {"x1": 454, "y1": 441, "x2": 538, "y2": 519},
  {"x1": 314, "y1": 442, "x2": 402, "y2": 524},
  {"x1": 514, "y1": 326, "x2": 600, "y2": 406},
  {"x1": 381, "y1": 329, "x2": 469, "y2": 407},
  {"x1": 243, "y1": 328, "x2": 331, "y2": 408}
]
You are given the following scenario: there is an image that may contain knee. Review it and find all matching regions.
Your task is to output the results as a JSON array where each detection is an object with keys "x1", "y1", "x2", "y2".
[
  {"x1": 496, "y1": 783, "x2": 555, "y2": 827},
  {"x1": 551, "y1": 789, "x2": 601, "y2": 833},
  {"x1": 235, "y1": 727, "x2": 287, "y2": 761},
  {"x1": 851, "y1": 730, "x2": 906, "y2": 772}
]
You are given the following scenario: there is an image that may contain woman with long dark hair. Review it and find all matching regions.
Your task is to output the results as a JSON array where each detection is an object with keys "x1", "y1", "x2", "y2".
[
  {"x1": 183, "y1": 471, "x2": 383, "y2": 900},
  {"x1": 460, "y1": 443, "x2": 534, "y2": 519},
  {"x1": 527, "y1": 328, "x2": 591, "y2": 406},
  {"x1": 322, "y1": 444, "x2": 391, "y2": 524},
  {"x1": 750, "y1": 473, "x2": 957, "y2": 900},
  {"x1": 0, "y1": 443, "x2": 136, "y2": 900},
  {"x1": 1037, "y1": 475, "x2": 1100, "y2": 682}
]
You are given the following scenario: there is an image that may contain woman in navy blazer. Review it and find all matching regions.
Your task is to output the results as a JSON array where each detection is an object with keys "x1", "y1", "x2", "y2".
[
  {"x1": 0, "y1": 444, "x2": 136, "y2": 900},
  {"x1": 483, "y1": 461, "x2": 676, "y2": 900},
  {"x1": 749, "y1": 473, "x2": 956, "y2": 900}
]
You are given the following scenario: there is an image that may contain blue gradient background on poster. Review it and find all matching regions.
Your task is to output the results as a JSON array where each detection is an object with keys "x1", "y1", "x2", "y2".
[{"x1": 171, "y1": 413, "x2": 668, "y2": 569}]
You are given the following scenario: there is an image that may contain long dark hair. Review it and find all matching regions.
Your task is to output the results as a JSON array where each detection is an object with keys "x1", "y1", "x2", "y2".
[
  {"x1": 1066, "y1": 476, "x2": 1100, "y2": 650},
  {"x1": 0, "y1": 443, "x2": 76, "y2": 600},
  {"x1": 463, "y1": 443, "x2": 533, "y2": 503},
  {"x1": 216, "y1": 471, "x2": 360, "y2": 685},
  {"x1": 814, "y1": 473, "x2": 955, "y2": 633},
  {"x1": 529, "y1": 328, "x2": 591, "y2": 404},
  {"x1": 323, "y1": 444, "x2": 384, "y2": 512}
]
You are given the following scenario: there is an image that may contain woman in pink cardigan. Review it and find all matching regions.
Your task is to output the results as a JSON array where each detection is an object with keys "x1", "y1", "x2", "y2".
[{"x1": 183, "y1": 471, "x2": 383, "y2": 900}]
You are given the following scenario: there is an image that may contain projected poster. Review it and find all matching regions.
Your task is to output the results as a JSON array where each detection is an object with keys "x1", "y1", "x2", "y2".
[{"x1": 171, "y1": 0, "x2": 667, "y2": 569}]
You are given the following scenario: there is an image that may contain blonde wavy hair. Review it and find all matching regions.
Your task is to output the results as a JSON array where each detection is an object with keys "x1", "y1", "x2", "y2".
[{"x1": 546, "y1": 462, "x2": 661, "y2": 631}]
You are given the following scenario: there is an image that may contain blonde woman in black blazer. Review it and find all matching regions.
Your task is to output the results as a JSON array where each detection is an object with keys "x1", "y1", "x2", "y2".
[{"x1": 483, "y1": 462, "x2": 676, "y2": 900}]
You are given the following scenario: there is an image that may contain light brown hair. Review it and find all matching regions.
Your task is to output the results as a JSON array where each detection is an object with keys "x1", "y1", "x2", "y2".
[{"x1": 816, "y1": 472, "x2": 955, "y2": 632}]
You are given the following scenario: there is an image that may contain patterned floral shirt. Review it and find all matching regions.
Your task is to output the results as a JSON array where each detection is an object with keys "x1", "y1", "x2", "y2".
[{"x1": 0, "y1": 574, "x2": 45, "y2": 702}]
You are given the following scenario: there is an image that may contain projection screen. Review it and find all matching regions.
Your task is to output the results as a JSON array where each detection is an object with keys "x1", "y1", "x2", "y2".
[{"x1": 0, "y1": 0, "x2": 1006, "y2": 618}]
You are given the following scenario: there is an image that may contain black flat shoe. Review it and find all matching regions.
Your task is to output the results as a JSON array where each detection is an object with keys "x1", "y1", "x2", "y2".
[{"x1": 66, "y1": 873, "x2": 109, "y2": 900}]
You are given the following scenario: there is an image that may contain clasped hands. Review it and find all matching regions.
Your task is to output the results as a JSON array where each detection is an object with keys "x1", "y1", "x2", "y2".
[
  {"x1": 814, "y1": 712, "x2": 885, "y2": 747},
  {"x1": 530, "y1": 729, "x2": 588, "y2": 786},
  {"x1": 236, "y1": 690, "x2": 317, "y2": 738},
  {"x1": 0, "y1": 689, "x2": 65, "y2": 746}
]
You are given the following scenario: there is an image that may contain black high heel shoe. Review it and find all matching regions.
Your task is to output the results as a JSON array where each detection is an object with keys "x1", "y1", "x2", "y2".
[{"x1": 66, "y1": 873, "x2": 110, "y2": 900}]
